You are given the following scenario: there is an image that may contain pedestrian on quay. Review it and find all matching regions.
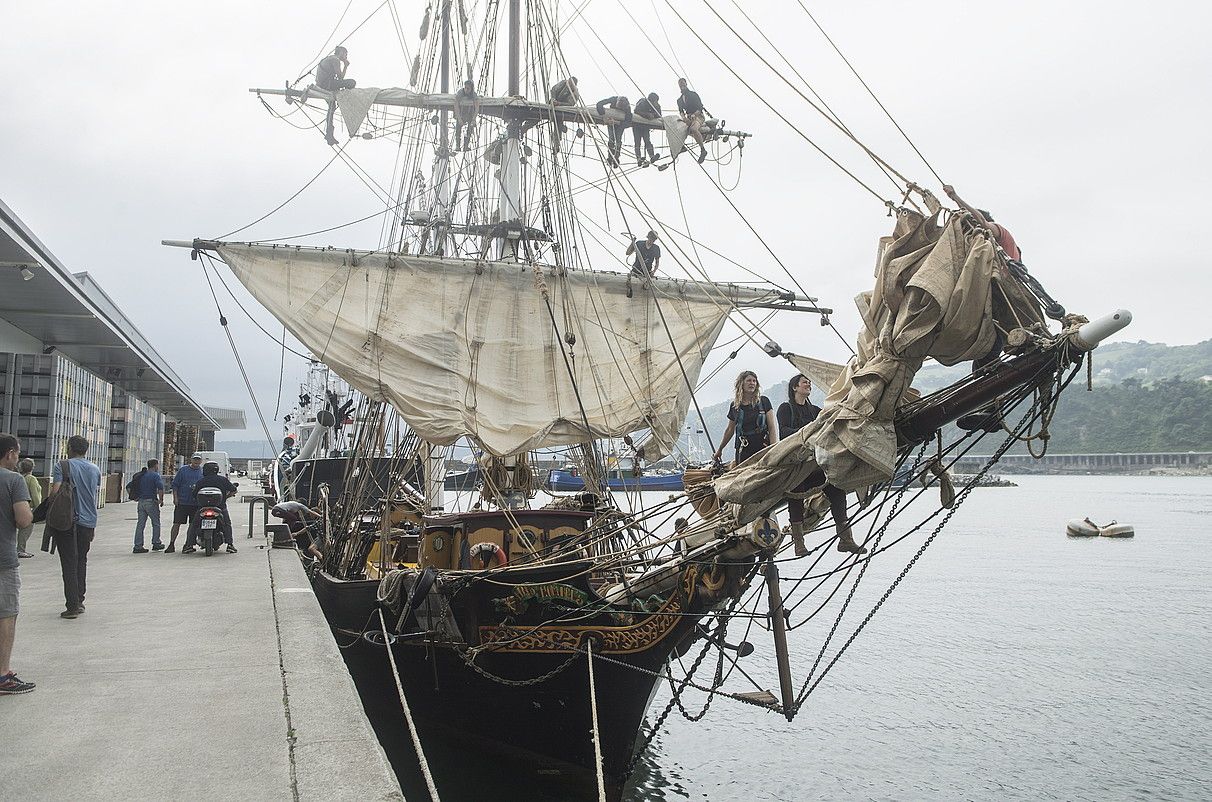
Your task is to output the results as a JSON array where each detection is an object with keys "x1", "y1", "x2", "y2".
[
  {"x1": 166, "y1": 453, "x2": 203, "y2": 554},
  {"x1": 184, "y1": 462, "x2": 238, "y2": 555},
  {"x1": 50, "y1": 436, "x2": 102, "y2": 620},
  {"x1": 15, "y1": 458, "x2": 40, "y2": 560},
  {"x1": 131, "y1": 459, "x2": 165, "y2": 554},
  {"x1": 0, "y1": 433, "x2": 35, "y2": 695}
]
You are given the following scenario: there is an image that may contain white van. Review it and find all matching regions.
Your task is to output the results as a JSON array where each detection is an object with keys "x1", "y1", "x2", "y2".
[{"x1": 193, "y1": 451, "x2": 232, "y2": 477}]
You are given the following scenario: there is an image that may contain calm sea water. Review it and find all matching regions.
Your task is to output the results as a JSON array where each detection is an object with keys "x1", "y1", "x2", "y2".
[{"x1": 389, "y1": 476, "x2": 1212, "y2": 801}]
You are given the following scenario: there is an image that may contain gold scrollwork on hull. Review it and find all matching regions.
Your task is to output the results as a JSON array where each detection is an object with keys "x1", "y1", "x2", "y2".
[{"x1": 478, "y1": 567, "x2": 699, "y2": 654}]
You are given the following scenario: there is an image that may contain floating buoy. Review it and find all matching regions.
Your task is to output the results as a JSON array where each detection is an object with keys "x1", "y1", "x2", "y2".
[
  {"x1": 1066, "y1": 517, "x2": 1134, "y2": 538},
  {"x1": 1099, "y1": 521, "x2": 1135, "y2": 538},
  {"x1": 1066, "y1": 518, "x2": 1100, "y2": 537}
]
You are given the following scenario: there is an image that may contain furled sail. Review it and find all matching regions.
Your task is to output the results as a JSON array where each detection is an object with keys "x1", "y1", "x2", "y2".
[
  {"x1": 275, "y1": 86, "x2": 748, "y2": 149},
  {"x1": 714, "y1": 210, "x2": 1047, "y2": 525},
  {"x1": 216, "y1": 244, "x2": 780, "y2": 459}
]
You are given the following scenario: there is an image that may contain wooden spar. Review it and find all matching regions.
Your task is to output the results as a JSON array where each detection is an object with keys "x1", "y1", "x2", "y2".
[
  {"x1": 440, "y1": 0, "x2": 450, "y2": 145},
  {"x1": 896, "y1": 312, "x2": 1127, "y2": 446},
  {"x1": 246, "y1": 86, "x2": 753, "y2": 138},
  {"x1": 763, "y1": 555, "x2": 796, "y2": 722},
  {"x1": 894, "y1": 347, "x2": 1062, "y2": 446},
  {"x1": 735, "y1": 300, "x2": 833, "y2": 315},
  {"x1": 508, "y1": 0, "x2": 520, "y2": 97}
]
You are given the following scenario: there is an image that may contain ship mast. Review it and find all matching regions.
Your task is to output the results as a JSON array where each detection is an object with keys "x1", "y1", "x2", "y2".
[
  {"x1": 497, "y1": 0, "x2": 524, "y2": 260},
  {"x1": 432, "y1": 0, "x2": 452, "y2": 256}
]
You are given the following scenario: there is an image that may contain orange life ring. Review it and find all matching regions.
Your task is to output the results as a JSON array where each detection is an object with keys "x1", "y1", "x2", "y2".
[{"x1": 469, "y1": 541, "x2": 508, "y2": 568}]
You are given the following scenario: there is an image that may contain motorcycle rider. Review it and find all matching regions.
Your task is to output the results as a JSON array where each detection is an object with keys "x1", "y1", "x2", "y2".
[{"x1": 183, "y1": 462, "x2": 239, "y2": 554}]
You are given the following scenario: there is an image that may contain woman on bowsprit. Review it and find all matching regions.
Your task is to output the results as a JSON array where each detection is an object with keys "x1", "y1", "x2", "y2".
[
  {"x1": 714, "y1": 371, "x2": 778, "y2": 467},
  {"x1": 776, "y1": 374, "x2": 822, "y2": 556}
]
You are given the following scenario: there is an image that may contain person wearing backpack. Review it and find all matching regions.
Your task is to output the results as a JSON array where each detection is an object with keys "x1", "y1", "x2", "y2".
[
  {"x1": 49, "y1": 436, "x2": 102, "y2": 619},
  {"x1": 129, "y1": 459, "x2": 164, "y2": 554}
]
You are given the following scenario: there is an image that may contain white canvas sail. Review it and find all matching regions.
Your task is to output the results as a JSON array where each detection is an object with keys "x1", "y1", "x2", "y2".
[{"x1": 217, "y1": 244, "x2": 779, "y2": 459}]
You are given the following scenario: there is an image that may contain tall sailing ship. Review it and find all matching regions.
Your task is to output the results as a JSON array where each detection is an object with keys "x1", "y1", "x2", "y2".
[{"x1": 168, "y1": 1, "x2": 1130, "y2": 797}]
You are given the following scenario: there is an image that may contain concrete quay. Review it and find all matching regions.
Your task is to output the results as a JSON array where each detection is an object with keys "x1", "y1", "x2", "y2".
[{"x1": 0, "y1": 500, "x2": 402, "y2": 801}]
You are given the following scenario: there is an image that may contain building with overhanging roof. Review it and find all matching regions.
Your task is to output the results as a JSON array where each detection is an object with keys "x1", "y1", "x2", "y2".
[{"x1": 0, "y1": 198, "x2": 232, "y2": 485}]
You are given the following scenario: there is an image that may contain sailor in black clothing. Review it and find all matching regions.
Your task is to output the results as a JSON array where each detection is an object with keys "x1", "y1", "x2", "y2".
[
  {"x1": 549, "y1": 77, "x2": 580, "y2": 106},
  {"x1": 595, "y1": 95, "x2": 632, "y2": 168},
  {"x1": 776, "y1": 374, "x2": 822, "y2": 556},
  {"x1": 633, "y1": 92, "x2": 663, "y2": 167},
  {"x1": 454, "y1": 79, "x2": 479, "y2": 151},
  {"x1": 675, "y1": 77, "x2": 709, "y2": 164},
  {"x1": 626, "y1": 230, "x2": 661, "y2": 277},
  {"x1": 775, "y1": 373, "x2": 867, "y2": 556},
  {"x1": 315, "y1": 46, "x2": 355, "y2": 146}
]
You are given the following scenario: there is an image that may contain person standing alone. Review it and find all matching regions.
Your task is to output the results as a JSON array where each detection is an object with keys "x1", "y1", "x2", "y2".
[
  {"x1": 50, "y1": 436, "x2": 102, "y2": 619},
  {"x1": 131, "y1": 459, "x2": 165, "y2": 554},
  {"x1": 0, "y1": 433, "x2": 34, "y2": 694}
]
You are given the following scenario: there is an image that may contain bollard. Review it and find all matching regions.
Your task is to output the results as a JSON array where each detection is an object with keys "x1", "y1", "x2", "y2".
[{"x1": 248, "y1": 495, "x2": 272, "y2": 539}]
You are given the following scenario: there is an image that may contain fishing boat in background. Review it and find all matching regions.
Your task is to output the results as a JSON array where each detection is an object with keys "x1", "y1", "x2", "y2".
[{"x1": 544, "y1": 449, "x2": 686, "y2": 492}]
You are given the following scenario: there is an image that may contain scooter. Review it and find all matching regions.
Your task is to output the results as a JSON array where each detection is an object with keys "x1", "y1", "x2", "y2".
[{"x1": 192, "y1": 486, "x2": 231, "y2": 556}]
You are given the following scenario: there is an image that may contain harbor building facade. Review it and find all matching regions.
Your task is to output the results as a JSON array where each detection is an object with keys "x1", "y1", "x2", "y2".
[{"x1": 0, "y1": 197, "x2": 224, "y2": 488}]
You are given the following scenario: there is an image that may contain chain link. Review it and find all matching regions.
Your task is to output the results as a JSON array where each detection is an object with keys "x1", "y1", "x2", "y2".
[{"x1": 458, "y1": 646, "x2": 584, "y2": 686}]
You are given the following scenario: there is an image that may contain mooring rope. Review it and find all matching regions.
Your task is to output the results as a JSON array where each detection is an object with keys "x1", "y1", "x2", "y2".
[
  {"x1": 377, "y1": 609, "x2": 441, "y2": 801},
  {"x1": 586, "y1": 638, "x2": 607, "y2": 802}
]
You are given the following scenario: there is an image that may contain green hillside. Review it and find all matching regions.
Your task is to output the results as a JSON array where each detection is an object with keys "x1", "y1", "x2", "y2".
[{"x1": 679, "y1": 340, "x2": 1212, "y2": 458}]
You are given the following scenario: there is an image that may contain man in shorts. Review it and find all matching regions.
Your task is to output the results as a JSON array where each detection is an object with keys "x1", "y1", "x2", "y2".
[
  {"x1": 167, "y1": 454, "x2": 204, "y2": 554},
  {"x1": 0, "y1": 433, "x2": 34, "y2": 695}
]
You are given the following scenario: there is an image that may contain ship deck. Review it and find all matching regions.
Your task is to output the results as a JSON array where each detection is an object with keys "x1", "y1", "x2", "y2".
[{"x1": 1, "y1": 498, "x2": 402, "y2": 800}]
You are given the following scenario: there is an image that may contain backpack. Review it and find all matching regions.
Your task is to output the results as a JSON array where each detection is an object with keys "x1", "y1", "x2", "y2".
[
  {"x1": 126, "y1": 468, "x2": 147, "y2": 502},
  {"x1": 46, "y1": 459, "x2": 76, "y2": 531}
]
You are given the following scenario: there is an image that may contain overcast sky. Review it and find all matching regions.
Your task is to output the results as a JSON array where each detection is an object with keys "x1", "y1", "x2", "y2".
[{"x1": 4, "y1": 0, "x2": 1208, "y2": 443}]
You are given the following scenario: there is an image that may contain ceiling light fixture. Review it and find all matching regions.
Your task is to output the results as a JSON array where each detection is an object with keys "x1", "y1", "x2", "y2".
[{"x1": 19, "y1": 266, "x2": 34, "y2": 281}]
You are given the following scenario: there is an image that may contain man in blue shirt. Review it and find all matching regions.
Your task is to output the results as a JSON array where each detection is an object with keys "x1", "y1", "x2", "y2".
[
  {"x1": 166, "y1": 454, "x2": 203, "y2": 554},
  {"x1": 50, "y1": 435, "x2": 102, "y2": 619},
  {"x1": 131, "y1": 459, "x2": 165, "y2": 553}
]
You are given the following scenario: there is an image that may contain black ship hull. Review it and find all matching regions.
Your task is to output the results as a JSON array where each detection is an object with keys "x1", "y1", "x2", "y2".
[
  {"x1": 292, "y1": 456, "x2": 424, "y2": 506},
  {"x1": 311, "y1": 564, "x2": 714, "y2": 795}
]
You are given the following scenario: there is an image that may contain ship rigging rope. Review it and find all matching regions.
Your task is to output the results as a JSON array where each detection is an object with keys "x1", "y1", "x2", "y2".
[
  {"x1": 662, "y1": 1, "x2": 892, "y2": 206},
  {"x1": 216, "y1": 136, "x2": 347, "y2": 240},
  {"x1": 199, "y1": 253, "x2": 312, "y2": 360},
  {"x1": 789, "y1": 357, "x2": 1080, "y2": 711},
  {"x1": 723, "y1": 0, "x2": 906, "y2": 196},
  {"x1": 794, "y1": 0, "x2": 945, "y2": 186},
  {"x1": 697, "y1": 0, "x2": 917, "y2": 190},
  {"x1": 377, "y1": 610, "x2": 442, "y2": 802},
  {"x1": 291, "y1": 0, "x2": 395, "y2": 87},
  {"x1": 197, "y1": 257, "x2": 277, "y2": 452}
]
